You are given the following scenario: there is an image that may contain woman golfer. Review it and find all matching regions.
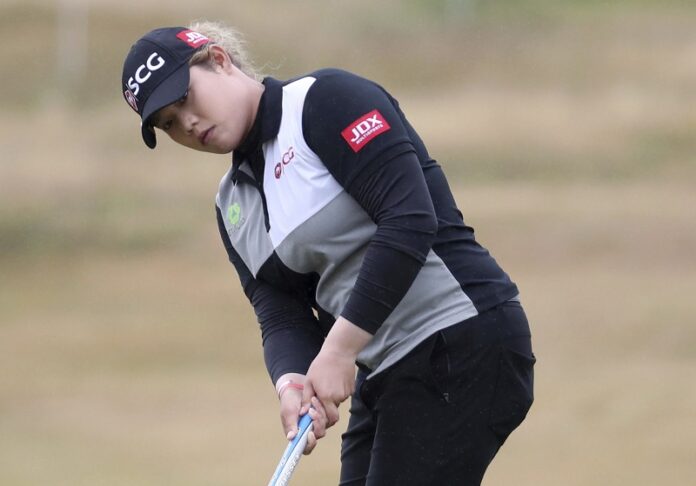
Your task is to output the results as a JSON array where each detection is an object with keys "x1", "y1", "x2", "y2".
[{"x1": 121, "y1": 21, "x2": 535, "y2": 485}]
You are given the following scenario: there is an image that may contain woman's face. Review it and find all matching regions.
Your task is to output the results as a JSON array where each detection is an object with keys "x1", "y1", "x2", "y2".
[{"x1": 151, "y1": 48, "x2": 262, "y2": 154}]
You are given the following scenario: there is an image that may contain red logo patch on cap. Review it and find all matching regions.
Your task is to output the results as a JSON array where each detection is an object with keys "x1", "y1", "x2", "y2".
[
  {"x1": 176, "y1": 30, "x2": 210, "y2": 48},
  {"x1": 341, "y1": 109, "x2": 391, "y2": 153},
  {"x1": 124, "y1": 89, "x2": 138, "y2": 113}
]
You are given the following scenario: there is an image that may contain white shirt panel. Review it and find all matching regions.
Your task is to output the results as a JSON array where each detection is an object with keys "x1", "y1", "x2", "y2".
[{"x1": 263, "y1": 77, "x2": 344, "y2": 248}]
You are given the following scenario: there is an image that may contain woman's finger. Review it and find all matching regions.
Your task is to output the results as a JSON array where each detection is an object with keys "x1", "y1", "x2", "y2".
[
  {"x1": 308, "y1": 397, "x2": 328, "y2": 439},
  {"x1": 322, "y1": 400, "x2": 340, "y2": 427},
  {"x1": 300, "y1": 380, "x2": 315, "y2": 415},
  {"x1": 303, "y1": 431, "x2": 317, "y2": 455}
]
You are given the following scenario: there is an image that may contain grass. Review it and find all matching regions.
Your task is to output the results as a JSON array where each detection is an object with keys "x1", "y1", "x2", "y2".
[
  {"x1": 2, "y1": 178, "x2": 694, "y2": 485},
  {"x1": 4, "y1": 0, "x2": 696, "y2": 109}
]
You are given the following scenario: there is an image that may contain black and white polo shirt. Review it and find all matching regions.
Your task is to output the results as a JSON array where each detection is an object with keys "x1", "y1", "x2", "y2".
[{"x1": 215, "y1": 69, "x2": 518, "y2": 382}]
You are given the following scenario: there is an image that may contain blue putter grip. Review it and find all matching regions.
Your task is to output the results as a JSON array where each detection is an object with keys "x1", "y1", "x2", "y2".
[{"x1": 267, "y1": 413, "x2": 313, "y2": 486}]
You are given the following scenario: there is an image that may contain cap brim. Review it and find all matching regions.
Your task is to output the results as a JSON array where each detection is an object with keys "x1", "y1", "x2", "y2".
[{"x1": 139, "y1": 62, "x2": 190, "y2": 149}]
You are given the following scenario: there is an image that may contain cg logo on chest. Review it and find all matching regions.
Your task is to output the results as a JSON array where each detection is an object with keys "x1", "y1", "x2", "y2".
[{"x1": 274, "y1": 147, "x2": 295, "y2": 179}]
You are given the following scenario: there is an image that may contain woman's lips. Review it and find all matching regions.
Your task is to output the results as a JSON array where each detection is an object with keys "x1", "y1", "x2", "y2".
[{"x1": 200, "y1": 127, "x2": 214, "y2": 145}]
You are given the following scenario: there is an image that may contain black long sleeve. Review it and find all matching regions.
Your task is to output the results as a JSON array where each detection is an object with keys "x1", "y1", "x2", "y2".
[
  {"x1": 216, "y1": 206, "x2": 324, "y2": 383},
  {"x1": 303, "y1": 70, "x2": 438, "y2": 333}
]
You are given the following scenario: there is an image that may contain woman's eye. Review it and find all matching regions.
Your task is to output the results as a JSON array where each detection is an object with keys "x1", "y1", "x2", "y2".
[
  {"x1": 177, "y1": 91, "x2": 188, "y2": 106},
  {"x1": 162, "y1": 120, "x2": 173, "y2": 131}
]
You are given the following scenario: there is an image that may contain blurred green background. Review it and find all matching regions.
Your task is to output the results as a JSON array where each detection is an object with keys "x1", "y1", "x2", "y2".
[{"x1": 1, "y1": 0, "x2": 695, "y2": 484}]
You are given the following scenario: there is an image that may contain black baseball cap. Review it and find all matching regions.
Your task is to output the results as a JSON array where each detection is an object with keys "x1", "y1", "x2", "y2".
[{"x1": 121, "y1": 27, "x2": 210, "y2": 148}]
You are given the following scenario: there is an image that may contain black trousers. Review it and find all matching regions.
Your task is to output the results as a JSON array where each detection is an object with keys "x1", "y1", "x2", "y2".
[{"x1": 339, "y1": 301, "x2": 535, "y2": 486}]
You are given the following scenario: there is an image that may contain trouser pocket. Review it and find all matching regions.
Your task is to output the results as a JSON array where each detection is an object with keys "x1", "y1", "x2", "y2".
[
  {"x1": 428, "y1": 331, "x2": 452, "y2": 402},
  {"x1": 488, "y1": 338, "x2": 536, "y2": 440}
]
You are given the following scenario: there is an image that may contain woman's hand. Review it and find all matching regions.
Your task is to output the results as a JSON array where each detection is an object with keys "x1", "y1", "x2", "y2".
[
  {"x1": 276, "y1": 373, "x2": 329, "y2": 455},
  {"x1": 301, "y1": 346, "x2": 357, "y2": 426},
  {"x1": 301, "y1": 316, "x2": 373, "y2": 428}
]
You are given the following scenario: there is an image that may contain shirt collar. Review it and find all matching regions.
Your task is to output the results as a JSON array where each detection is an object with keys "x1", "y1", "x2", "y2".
[{"x1": 231, "y1": 77, "x2": 283, "y2": 179}]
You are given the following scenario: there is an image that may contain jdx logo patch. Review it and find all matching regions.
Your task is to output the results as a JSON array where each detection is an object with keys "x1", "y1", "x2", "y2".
[
  {"x1": 176, "y1": 30, "x2": 210, "y2": 48},
  {"x1": 341, "y1": 109, "x2": 391, "y2": 153}
]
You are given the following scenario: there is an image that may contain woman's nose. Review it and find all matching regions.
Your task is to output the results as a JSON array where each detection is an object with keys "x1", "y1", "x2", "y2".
[{"x1": 180, "y1": 111, "x2": 198, "y2": 134}]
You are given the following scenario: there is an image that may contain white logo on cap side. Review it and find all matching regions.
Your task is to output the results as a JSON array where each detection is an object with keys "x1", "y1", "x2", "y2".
[
  {"x1": 124, "y1": 89, "x2": 138, "y2": 112},
  {"x1": 127, "y1": 52, "x2": 166, "y2": 96}
]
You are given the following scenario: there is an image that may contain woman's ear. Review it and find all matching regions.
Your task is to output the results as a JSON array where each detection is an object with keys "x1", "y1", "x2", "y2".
[{"x1": 208, "y1": 45, "x2": 233, "y2": 72}]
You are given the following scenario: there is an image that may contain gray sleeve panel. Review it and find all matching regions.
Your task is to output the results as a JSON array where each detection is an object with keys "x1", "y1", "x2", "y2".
[
  {"x1": 272, "y1": 191, "x2": 478, "y2": 374},
  {"x1": 216, "y1": 173, "x2": 325, "y2": 385},
  {"x1": 217, "y1": 164, "x2": 275, "y2": 277},
  {"x1": 358, "y1": 248, "x2": 478, "y2": 376}
]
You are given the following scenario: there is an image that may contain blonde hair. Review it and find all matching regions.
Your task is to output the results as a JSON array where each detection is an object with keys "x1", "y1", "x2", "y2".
[{"x1": 187, "y1": 20, "x2": 261, "y2": 80}]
